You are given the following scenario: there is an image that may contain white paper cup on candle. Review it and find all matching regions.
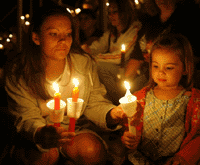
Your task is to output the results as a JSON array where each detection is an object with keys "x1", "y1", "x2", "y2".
[
  {"x1": 66, "y1": 98, "x2": 84, "y2": 119},
  {"x1": 119, "y1": 95, "x2": 137, "y2": 117},
  {"x1": 47, "y1": 100, "x2": 66, "y2": 123},
  {"x1": 128, "y1": 118, "x2": 137, "y2": 135}
]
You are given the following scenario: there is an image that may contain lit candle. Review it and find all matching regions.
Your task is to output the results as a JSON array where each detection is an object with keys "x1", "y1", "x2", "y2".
[
  {"x1": 72, "y1": 78, "x2": 79, "y2": 102},
  {"x1": 68, "y1": 78, "x2": 79, "y2": 132},
  {"x1": 53, "y1": 82, "x2": 61, "y2": 127},
  {"x1": 53, "y1": 82, "x2": 61, "y2": 110},
  {"x1": 121, "y1": 44, "x2": 126, "y2": 68},
  {"x1": 119, "y1": 81, "x2": 137, "y2": 135},
  {"x1": 135, "y1": 0, "x2": 141, "y2": 9}
]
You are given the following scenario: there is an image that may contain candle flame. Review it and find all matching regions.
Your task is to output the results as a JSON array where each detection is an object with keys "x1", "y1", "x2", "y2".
[
  {"x1": 124, "y1": 81, "x2": 130, "y2": 90},
  {"x1": 73, "y1": 78, "x2": 79, "y2": 87},
  {"x1": 135, "y1": 0, "x2": 139, "y2": 5},
  {"x1": 121, "y1": 44, "x2": 126, "y2": 52},
  {"x1": 53, "y1": 82, "x2": 59, "y2": 93}
]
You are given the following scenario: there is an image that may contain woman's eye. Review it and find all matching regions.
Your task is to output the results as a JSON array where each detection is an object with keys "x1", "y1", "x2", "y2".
[
  {"x1": 66, "y1": 33, "x2": 72, "y2": 37},
  {"x1": 166, "y1": 67, "x2": 174, "y2": 70},
  {"x1": 50, "y1": 33, "x2": 57, "y2": 37},
  {"x1": 152, "y1": 65, "x2": 158, "y2": 68}
]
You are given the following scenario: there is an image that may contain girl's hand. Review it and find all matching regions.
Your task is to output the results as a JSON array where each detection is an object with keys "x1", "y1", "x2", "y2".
[
  {"x1": 35, "y1": 125, "x2": 75, "y2": 149},
  {"x1": 121, "y1": 131, "x2": 140, "y2": 150},
  {"x1": 165, "y1": 155, "x2": 187, "y2": 165}
]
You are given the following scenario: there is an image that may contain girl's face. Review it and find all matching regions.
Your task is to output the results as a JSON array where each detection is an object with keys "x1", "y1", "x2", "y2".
[
  {"x1": 151, "y1": 48, "x2": 185, "y2": 88},
  {"x1": 108, "y1": 3, "x2": 120, "y2": 27},
  {"x1": 33, "y1": 15, "x2": 72, "y2": 61}
]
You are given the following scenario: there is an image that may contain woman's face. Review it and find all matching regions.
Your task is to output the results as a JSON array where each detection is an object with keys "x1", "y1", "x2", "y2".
[
  {"x1": 32, "y1": 15, "x2": 72, "y2": 61},
  {"x1": 108, "y1": 3, "x2": 120, "y2": 27},
  {"x1": 79, "y1": 13, "x2": 96, "y2": 31}
]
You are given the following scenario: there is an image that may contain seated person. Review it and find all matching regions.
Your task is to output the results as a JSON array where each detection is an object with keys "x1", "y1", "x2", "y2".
[
  {"x1": 82, "y1": 0, "x2": 147, "y2": 105},
  {"x1": 3, "y1": 6, "x2": 127, "y2": 165},
  {"x1": 121, "y1": 34, "x2": 200, "y2": 165},
  {"x1": 78, "y1": 9, "x2": 103, "y2": 46}
]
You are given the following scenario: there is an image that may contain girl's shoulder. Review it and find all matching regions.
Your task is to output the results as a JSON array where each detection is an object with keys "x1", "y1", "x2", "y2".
[{"x1": 191, "y1": 88, "x2": 200, "y2": 101}]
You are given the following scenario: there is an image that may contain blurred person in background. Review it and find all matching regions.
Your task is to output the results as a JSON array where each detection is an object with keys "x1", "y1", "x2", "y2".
[
  {"x1": 82, "y1": 0, "x2": 146, "y2": 105},
  {"x1": 78, "y1": 9, "x2": 103, "y2": 46}
]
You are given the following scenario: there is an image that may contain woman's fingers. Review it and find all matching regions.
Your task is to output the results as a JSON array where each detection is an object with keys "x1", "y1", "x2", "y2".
[
  {"x1": 60, "y1": 132, "x2": 75, "y2": 139},
  {"x1": 58, "y1": 138, "x2": 73, "y2": 146}
]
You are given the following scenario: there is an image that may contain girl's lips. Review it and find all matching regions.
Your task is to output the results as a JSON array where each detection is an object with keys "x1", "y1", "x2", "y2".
[{"x1": 158, "y1": 79, "x2": 166, "y2": 82}]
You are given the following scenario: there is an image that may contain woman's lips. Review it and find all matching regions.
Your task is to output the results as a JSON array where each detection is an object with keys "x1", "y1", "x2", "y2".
[{"x1": 57, "y1": 49, "x2": 66, "y2": 51}]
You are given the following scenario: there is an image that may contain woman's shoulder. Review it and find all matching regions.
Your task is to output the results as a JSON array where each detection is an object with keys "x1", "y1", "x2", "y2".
[{"x1": 70, "y1": 52, "x2": 94, "y2": 71}]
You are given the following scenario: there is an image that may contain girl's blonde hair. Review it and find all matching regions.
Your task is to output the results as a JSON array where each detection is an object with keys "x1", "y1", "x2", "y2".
[{"x1": 148, "y1": 33, "x2": 194, "y2": 90}]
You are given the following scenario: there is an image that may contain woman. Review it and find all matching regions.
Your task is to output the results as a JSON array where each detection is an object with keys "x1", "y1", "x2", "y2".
[
  {"x1": 4, "y1": 6, "x2": 125, "y2": 165},
  {"x1": 82, "y1": 0, "x2": 145, "y2": 105}
]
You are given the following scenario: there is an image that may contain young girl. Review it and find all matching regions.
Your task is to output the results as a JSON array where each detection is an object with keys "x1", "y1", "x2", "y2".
[
  {"x1": 3, "y1": 6, "x2": 125, "y2": 165},
  {"x1": 121, "y1": 33, "x2": 200, "y2": 164}
]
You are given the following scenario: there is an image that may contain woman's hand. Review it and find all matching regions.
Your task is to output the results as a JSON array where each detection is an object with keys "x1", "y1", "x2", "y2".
[
  {"x1": 121, "y1": 131, "x2": 140, "y2": 150},
  {"x1": 35, "y1": 125, "x2": 75, "y2": 149},
  {"x1": 110, "y1": 106, "x2": 127, "y2": 125},
  {"x1": 81, "y1": 44, "x2": 91, "y2": 54}
]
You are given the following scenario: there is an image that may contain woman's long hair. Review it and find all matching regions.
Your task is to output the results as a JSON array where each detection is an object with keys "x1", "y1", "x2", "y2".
[
  {"x1": 5, "y1": 6, "x2": 90, "y2": 100},
  {"x1": 108, "y1": 0, "x2": 138, "y2": 42},
  {"x1": 148, "y1": 33, "x2": 194, "y2": 90}
]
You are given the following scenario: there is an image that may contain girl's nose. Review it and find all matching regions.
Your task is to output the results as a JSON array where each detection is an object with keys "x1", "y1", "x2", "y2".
[{"x1": 158, "y1": 69, "x2": 165, "y2": 75}]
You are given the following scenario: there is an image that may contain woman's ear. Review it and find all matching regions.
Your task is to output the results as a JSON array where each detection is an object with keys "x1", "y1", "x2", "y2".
[
  {"x1": 183, "y1": 70, "x2": 187, "y2": 75},
  {"x1": 32, "y1": 32, "x2": 40, "y2": 45}
]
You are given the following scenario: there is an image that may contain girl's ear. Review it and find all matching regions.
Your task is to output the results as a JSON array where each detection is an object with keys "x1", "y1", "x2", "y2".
[{"x1": 32, "y1": 32, "x2": 40, "y2": 45}]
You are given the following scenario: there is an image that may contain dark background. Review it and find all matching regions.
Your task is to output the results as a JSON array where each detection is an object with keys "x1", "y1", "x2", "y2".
[{"x1": 0, "y1": 0, "x2": 78, "y2": 32}]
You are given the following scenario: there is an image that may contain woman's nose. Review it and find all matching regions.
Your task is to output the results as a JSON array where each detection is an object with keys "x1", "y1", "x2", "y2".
[{"x1": 58, "y1": 35, "x2": 67, "y2": 42}]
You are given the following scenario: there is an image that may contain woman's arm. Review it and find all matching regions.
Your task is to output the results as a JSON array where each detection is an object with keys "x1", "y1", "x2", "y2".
[{"x1": 82, "y1": 31, "x2": 110, "y2": 55}]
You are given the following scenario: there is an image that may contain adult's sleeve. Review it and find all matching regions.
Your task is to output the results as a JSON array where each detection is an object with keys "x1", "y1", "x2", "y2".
[
  {"x1": 5, "y1": 77, "x2": 47, "y2": 151},
  {"x1": 83, "y1": 62, "x2": 121, "y2": 130}
]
